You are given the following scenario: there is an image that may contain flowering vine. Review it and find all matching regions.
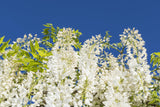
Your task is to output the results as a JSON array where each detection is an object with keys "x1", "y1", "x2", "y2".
[{"x1": 0, "y1": 23, "x2": 159, "y2": 107}]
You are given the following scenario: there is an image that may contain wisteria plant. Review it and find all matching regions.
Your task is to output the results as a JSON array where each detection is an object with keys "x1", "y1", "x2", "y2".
[{"x1": 0, "y1": 23, "x2": 159, "y2": 107}]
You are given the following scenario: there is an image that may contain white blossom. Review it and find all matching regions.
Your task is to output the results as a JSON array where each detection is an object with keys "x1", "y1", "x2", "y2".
[{"x1": 0, "y1": 28, "x2": 153, "y2": 106}]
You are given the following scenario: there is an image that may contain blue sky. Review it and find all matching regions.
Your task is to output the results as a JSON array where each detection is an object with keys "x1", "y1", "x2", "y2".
[{"x1": 0, "y1": 0, "x2": 160, "y2": 64}]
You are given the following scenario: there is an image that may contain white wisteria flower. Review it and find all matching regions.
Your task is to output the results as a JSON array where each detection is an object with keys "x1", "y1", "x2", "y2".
[{"x1": 0, "y1": 28, "x2": 154, "y2": 107}]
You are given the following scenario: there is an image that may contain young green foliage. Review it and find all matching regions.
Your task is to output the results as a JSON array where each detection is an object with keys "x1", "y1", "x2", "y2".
[
  {"x1": 42, "y1": 23, "x2": 82, "y2": 50},
  {"x1": 72, "y1": 29, "x2": 82, "y2": 49},
  {"x1": 6, "y1": 37, "x2": 52, "y2": 73},
  {"x1": 148, "y1": 91, "x2": 160, "y2": 106},
  {"x1": 150, "y1": 52, "x2": 160, "y2": 68},
  {"x1": 0, "y1": 36, "x2": 10, "y2": 54},
  {"x1": 42, "y1": 23, "x2": 59, "y2": 48},
  {"x1": 21, "y1": 40, "x2": 52, "y2": 72}
]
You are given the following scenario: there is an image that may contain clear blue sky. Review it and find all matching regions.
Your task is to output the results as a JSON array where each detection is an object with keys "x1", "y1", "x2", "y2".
[{"x1": 0, "y1": 0, "x2": 160, "y2": 63}]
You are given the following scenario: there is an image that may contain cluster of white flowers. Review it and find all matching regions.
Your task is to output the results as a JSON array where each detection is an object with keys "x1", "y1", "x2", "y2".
[
  {"x1": 98, "y1": 28, "x2": 153, "y2": 106},
  {"x1": 0, "y1": 58, "x2": 34, "y2": 106},
  {"x1": 0, "y1": 28, "x2": 153, "y2": 107}
]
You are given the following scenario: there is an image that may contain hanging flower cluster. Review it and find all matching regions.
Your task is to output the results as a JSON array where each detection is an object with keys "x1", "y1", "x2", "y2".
[{"x1": 0, "y1": 25, "x2": 158, "y2": 106}]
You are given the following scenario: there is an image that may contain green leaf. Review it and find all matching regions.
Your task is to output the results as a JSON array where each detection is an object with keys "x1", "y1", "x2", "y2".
[
  {"x1": 23, "y1": 58, "x2": 35, "y2": 63},
  {"x1": 2, "y1": 54, "x2": 7, "y2": 59},
  {"x1": 7, "y1": 50, "x2": 16, "y2": 57},
  {"x1": 104, "y1": 31, "x2": 112, "y2": 39},
  {"x1": 148, "y1": 98, "x2": 160, "y2": 105},
  {"x1": 30, "y1": 41, "x2": 36, "y2": 53},
  {"x1": 42, "y1": 28, "x2": 50, "y2": 35},
  {"x1": 154, "y1": 52, "x2": 160, "y2": 57},
  {"x1": 37, "y1": 49, "x2": 45, "y2": 57},
  {"x1": 35, "y1": 40, "x2": 39, "y2": 50},
  {"x1": 0, "y1": 39, "x2": 10, "y2": 53},
  {"x1": 29, "y1": 61, "x2": 42, "y2": 66},
  {"x1": 52, "y1": 36, "x2": 56, "y2": 43},
  {"x1": 74, "y1": 42, "x2": 82, "y2": 49},
  {"x1": 21, "y1": 49, "x2": 30, "y2": 57},
  {"x1": 117, "y1": 43, "x2": 122, "y2": 48},
  {"x1": 153, "y1": 57, "x2": 158, "y2": 68},
  {"x1": 43, "y1": 64, "x2": 48, "y2": 69},
  {"x1": 16, "y1": 51, "x2": 24, "y2": 58},
  {"x1": 148, "y1": 99, "x2": 156, "y2": 104},
  {"x1": 12, "y1": 43, "x2": 17, "y2": 49},
  {"x1": 73, "y1": 29, "x2": 82, "y2": 38},
  {"x1": 0, "y1": 36, "x2": 5, "y2": 45},
  {"x1": 31, "y1": 51, "x2": 39, "y2": 59},
  {"x1": 21, "y1": 66, "x2": 28, "y2": 70},
  {"x1": 72, "y1": 38, "x2": 79, "y2": 43},
  {"x1": 42, "y1": 36, "x2": 50, "y2": 41},
  {"x1": 37, "y1": 49, "x2": 52, "y2": 57},
  {"x1": 41, "y1": 57, "x2": 49, "y2": 62},
  {"x1": 51, "y1": 26, "x2": 55, "y2": 32},
  {"x1": 44, "y1": 41, "x2": 53, "y2": 47},
  {"x1": 43, "y1": 23, "x2": 52, "y2": 27},
  {"x1": 150, "y1": 54, "x2": 155, "y2": 64},
  {"x1": 152, "y1": 91, "x2": 158, "y2": 97}
]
